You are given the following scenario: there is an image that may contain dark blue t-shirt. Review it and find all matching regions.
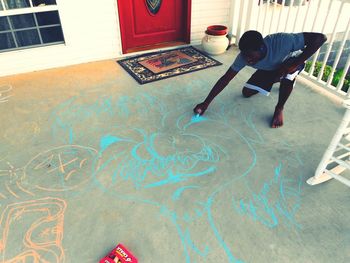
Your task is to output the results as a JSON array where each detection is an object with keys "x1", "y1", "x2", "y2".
[{"x1": 231, "y1": 33, "x2": 305, "y2": 72}]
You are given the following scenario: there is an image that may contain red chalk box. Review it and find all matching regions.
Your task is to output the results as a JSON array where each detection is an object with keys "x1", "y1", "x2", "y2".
[{"x1": 99, "y1": 244, "x2": 138, "y2": 263}]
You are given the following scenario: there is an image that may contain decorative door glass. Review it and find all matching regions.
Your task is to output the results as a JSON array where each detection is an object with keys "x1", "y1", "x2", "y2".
[{"x1": 145, "y1": 0, "x2": 162, "y2": 15}]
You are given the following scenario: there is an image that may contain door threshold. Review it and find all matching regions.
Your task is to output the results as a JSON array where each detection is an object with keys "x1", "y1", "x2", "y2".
[{"x1": 125, "y1": 41, "x2": 189, "y2": 54}]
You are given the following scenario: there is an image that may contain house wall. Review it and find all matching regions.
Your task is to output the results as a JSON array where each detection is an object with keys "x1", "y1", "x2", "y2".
[
  {"x1": 0, "y1": 0, "x2": 231, "y2": 77},
  {"x1": 190, "y1": 0, "x2": 231, "y2": 45}
]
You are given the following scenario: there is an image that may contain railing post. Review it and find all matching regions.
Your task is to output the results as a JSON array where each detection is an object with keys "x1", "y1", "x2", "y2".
[
  {"x1": 262, "y1": 0, "x2": 270, "y2": 35},
  {"x1": 292, "y1": 0, "x2": 304, "y2": 32},
  {"x1": 301, "y1": 0, "x2": 312, "y2": 31},
  {"x1": 317, "y1": 2, "x2": 345, "y2": 83},
  {"x1": 244, "y1": 0, "x2": 255, "y2": 32},
  {"x1": 309, "y1": 0, "x2": 335, "y2": 77},
  {"x1": 283, "y1": 0, "x2": 294, "y2": 32},
  {"x1": 340, "y1": 55, "x2": 350, "y2": 96},
  {"x1": 268, "y1": 0, "x2": 277, "y2": 34},
  {"x1": 235, "y1": 0, "x2": 246, "y2": 45},
  {"x1": 228, "y1": 0, "x2": 236, "y2": 45},
  {"x1": 276, "y1": 0, "x2": 286, "y2": 32},
  {"x1": 256, "y1": 0, "x2": 263, "y2": 31},
  {"x1": 327, "y1": 18, "x2": 350, "y2": 88}
]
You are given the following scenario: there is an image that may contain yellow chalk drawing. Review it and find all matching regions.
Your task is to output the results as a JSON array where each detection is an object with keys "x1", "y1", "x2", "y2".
[
  {"x1": 3, "y1": 122, "x2": 41, "y2": 145},
  {"x1": 0, "y1": 197, "x2": 66, "y2": 263}
]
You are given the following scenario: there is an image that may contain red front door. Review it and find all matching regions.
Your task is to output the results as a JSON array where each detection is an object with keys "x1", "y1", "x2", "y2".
[{"x1": 117, "y1": 0, "x2": 191, "y2": 54}]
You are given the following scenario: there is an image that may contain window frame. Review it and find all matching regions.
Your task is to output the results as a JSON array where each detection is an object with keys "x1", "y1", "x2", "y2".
[{"x1": 0, "y1": 0, "x2": 65, "y2": 53}]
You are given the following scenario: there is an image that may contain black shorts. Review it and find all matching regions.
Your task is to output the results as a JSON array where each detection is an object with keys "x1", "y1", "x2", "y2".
[{"x1": 245, "y1": 63, "x2": 305, "y2": 96}]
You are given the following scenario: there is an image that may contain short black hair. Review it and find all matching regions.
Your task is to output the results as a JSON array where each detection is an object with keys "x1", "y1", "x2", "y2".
[{"x1": 239, "y1": 30, "x2": 264, "y2": 52}]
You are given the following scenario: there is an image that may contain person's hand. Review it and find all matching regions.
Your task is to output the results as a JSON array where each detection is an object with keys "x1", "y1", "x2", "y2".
[
  {"x1": 278, "y1": 57, "x2": 302, "y2": 77},
  {"x1": 193, "y1": 102, "x2": 209, "y2": 115},
  {"x1": 278, "y1": 64, "x2": 299, "y2": 77}
]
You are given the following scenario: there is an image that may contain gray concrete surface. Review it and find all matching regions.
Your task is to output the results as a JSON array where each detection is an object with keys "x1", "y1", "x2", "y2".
[{"x1": 0, "y1": 47, "x2": 349, "y2": 263}]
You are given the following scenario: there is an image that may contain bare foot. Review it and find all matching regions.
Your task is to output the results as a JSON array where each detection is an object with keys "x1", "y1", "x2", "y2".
[{"x1": 271, "y1": 107, "x2": 284, "y2": 128}]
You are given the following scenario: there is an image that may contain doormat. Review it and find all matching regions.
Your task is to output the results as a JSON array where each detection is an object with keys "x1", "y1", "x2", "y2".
[{"x1": 117, "y1": 46, "x2": 222, "y2": 84}]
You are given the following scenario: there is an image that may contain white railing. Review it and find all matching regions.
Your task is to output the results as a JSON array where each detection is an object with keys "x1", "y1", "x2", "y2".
[{"x1": 229, "y1": 0, "x2": 350, "y2": 99}]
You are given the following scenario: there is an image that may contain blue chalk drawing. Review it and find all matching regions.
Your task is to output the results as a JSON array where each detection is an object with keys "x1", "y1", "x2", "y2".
[
  {"x1": 100, "y1": 135, "x2": 134, "y2": 153},
  {"x1": 233, "y1": 163, "x2": 302, "y2": 228},
  {"x1": 172, "y1": 186, "x2": 200, "y2": 201},
  {"x1": 48, "y1": 85, "x2": 303, "y2": 262}
]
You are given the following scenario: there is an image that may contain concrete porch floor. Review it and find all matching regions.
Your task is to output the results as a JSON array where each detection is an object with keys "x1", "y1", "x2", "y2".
[{"x1": 0, "y1": 46, "x2": 349, "y2": 263}]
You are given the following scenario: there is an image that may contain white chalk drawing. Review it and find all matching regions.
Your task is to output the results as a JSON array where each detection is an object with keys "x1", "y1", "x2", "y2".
[
  {"x1": 23, "y1": 145, "x2": 100, "y2": 192},
  {"x1": 0, "y1": 161, "x2": 30, "y2": 200},
  {"x1": 0, "y1": 85, "x2": 13, "y2": 103},
  {"x1": 0, "y1": 145, "x2": 100, "y2": 199}
]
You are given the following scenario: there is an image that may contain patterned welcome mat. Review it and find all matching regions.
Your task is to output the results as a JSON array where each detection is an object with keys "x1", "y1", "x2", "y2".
[{"x1": 117, "y1": 46, "x2": 222, "y2": 84}]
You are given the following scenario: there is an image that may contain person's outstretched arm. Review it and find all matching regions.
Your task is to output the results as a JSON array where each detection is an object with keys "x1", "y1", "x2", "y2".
[
  {"x1": 194, "y1": 67, "x2": 238, "y2": 115},
  {"x1": 279, "y1": 32, "x2": 327, "y2": 75}
]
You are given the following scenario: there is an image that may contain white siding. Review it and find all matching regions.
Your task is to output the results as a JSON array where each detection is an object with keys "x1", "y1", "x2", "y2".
[
  {"x1": 0, "y1": 0, "x2": 122, "y2": 77},
  {"x1": 0, "y1": 0, "x2": 232, "y2": 77},
  {"x1": 191, "y1": 0, "x2": 232, "y2": 45}
]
